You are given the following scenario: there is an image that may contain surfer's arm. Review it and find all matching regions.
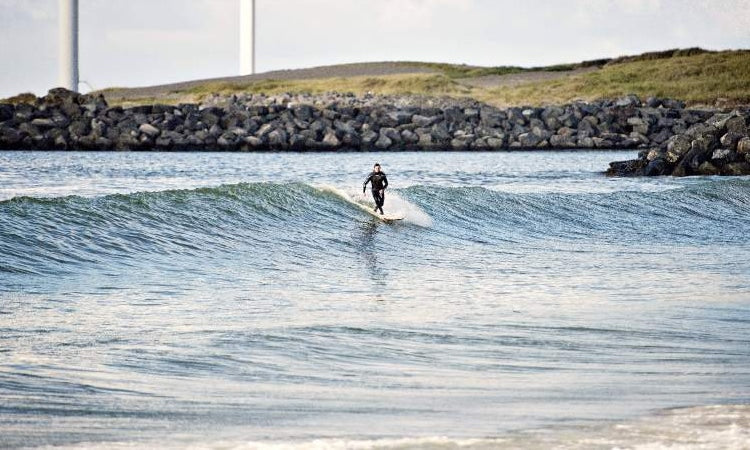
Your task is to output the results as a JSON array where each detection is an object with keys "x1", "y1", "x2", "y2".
[
  {"x1": 382, "y1": 174, "x2": 389, "y2": 190},
  {"x1": 362, "y1": 175, "x2": 372, "y2": 192}
]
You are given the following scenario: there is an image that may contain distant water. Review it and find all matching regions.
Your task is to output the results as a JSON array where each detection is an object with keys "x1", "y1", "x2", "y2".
[{"x1": 1, "y1": 151, "x2": 749, "y2": 449}]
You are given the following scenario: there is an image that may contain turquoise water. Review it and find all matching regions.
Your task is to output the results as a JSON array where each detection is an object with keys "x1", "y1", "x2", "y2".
[{"x1": 1, "y1": 151, "x2": 749, "y2": 449}]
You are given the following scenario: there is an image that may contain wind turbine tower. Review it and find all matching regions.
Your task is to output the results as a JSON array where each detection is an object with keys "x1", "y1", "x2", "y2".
[
  {"x1": 239, "y1": 0, "x2": 256, "y2": 75},
  {"x1": 59, "y1": 0, "x2": 79, "y2": 92}
]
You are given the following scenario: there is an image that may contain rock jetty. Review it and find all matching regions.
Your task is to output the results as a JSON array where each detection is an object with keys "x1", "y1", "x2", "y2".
[
  {"x1": 0, "y1": 88, "x2": 748, "y2": 176},
  {"x1": 607, "y1": 108, "x2": 750, "y2": 176}
]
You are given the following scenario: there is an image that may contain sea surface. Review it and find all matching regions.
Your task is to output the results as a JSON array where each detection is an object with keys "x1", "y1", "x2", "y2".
[{"x1": 1, "y1": 150, "x2": 749, "y2": 449}]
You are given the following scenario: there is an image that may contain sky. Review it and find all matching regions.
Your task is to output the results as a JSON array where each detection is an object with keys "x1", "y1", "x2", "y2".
[{"x1": 1, "y1": 0, "x2": 749, "y2": 98}]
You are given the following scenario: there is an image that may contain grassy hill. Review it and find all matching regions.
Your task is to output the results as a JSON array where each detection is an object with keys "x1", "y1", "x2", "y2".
[{"x1": 92, "y1": 48, "x2": 750, "y2": 107}]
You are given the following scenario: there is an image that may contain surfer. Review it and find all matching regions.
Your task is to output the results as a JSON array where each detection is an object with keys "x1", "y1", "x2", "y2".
[{"x1": 363, "y1": 163, "x2": 389, "y2": 215}]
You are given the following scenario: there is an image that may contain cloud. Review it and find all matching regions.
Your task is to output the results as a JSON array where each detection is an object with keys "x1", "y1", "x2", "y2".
[{"x1": 0, "y1": 0, "x2": 748, "y2": 97}]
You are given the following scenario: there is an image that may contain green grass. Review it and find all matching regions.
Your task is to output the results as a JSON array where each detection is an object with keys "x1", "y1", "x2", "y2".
[
  {"x1": 482, "y1": 50, "x2": 750, "y2": 106},
  {"x1": 96, "y1": 48, "x2": 749, "y2": 108},
  {"x1": 1, "y1": 92, "x2": 38, "y2": 105},
  {"x1": 107, "y1": 73, "x2": 476, "y2": 107}
]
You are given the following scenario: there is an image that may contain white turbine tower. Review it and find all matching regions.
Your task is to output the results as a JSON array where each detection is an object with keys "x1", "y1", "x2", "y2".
[
  {"x1": 59, "y1": 0, "x2": 79, "y2": 92},
  {"x1": 239, "y1": 0, "x2": 256, "y2": 75}
]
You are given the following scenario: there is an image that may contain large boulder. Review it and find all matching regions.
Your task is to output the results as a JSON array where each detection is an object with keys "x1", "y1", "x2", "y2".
[
  {"x1": 721, "y1": 162, "x2": 750, "y2": 176},
  {"x1": 374, "y1": 132, "x2": 392, "y2": 149},
  {"x1": 549, "y1": 134, "x2": 576, "y2": 148},
  {"x1": 321, "y1": 130, "x2": 341, "y2": 148},
  {"x1": 290, "y1": 104, "x2": 314, "y2": 121},
  {"x1": 361, "y1": 130, "x2": 378, "y2": 148},
  {"x1": 606, "y1": 159, "x2": 647, "y2": 176},
  {"x1": 666, "y1": 135, "x2": 692, "y2": 163},
  {"x1": 725, "y1": 116, "x2": 748, "y2": 135},
  {"x1": 138, "y1": 123, "x2": 160, "y2": 138},
  {"x1": 267, "y1": 128, "x2": 288, "y2": 148},
  {"x1": 615, "y1": 94, "x2": 641, "y2": 107},
  {"x1": 412, "y1": 114, "x2": 440, "y2": 128},
  {"x1": 736, "y1": 137, "x2": 750, "y2": 154},
  {"x1": 387, "y1": 110, "x2": 413, "y2": 126},
  {"x1": 518, "y1": 132, "x2": 542, "y2": 148},
  {"x1": 479, "y1": 107, "x2": 505, "y2": 128},
  {"x1": 644, "y1": 158, "x2": 669, "y2": 176},
  {"x1": 720, "y1": 132, "x2": 744, "y2": 150},
  {"x1": 705, "y1": 111, "x2": 739, "y2": 132}
]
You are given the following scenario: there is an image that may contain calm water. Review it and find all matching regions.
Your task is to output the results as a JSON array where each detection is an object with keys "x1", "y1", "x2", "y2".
[{"x1": 1, "y1": 151, "x2": 749, "y2": 449}]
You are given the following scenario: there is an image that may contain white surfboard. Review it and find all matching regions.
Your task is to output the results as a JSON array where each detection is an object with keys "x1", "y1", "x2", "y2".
[
  {"x1": 353, "y1": 201, "x2": 405, "y2": 222},
  {"x1": 317, "y1": 186, "x2": 409, "y2": 223}
]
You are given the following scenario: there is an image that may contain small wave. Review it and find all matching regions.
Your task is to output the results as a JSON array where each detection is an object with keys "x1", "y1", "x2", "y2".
[
  {"x1": 37, "y1": 404, "x2": 750, "y2": 449},
  {"x1": 316, "y1": 185, "x2": 433, "y2": 227},
  {"x1": 2, "y1": 179, "x2": 748, "y2": 275}
]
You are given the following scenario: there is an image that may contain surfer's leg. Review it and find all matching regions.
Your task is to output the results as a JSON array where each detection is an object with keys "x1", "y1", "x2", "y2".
[
  {"x1": 378, "y1": 191, "x2": 385, "y2": 214},
  {"x1": 370, "y1": 190, "x2": 379, "y2": 211}
]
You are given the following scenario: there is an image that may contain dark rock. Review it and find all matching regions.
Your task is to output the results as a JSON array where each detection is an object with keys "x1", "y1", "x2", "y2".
[
  {"x1": 593, "y1": 137, "x2": 614, "y2": 148},
  {"x1": 549, "y1": 134, "x2": 576, "y2": 148},
  {"x1": 450, "y1": 137, "x2": 471, "y2": 150},
  {"x1": 342, "y1": 132, "x2": 361, "y2": 147},
  {"x1": 737, "y1": 137, "x2": 750, "y2": 154},
  {"x1": 374, "y1": 133, "x2": 392, "y2": 149},
  {"x1": 644, "y1": 158, "x2": 669, "y2": 176},
  {"x1": 615, "y1": 94, "x2": 641, "y2": 107},
  {"x1": 685, "y1": 122, "x2": 719, "y2": 139},
  {"x1": 361, "y1": 130, "x2": 378, "y2": 148},
  {"x1": 711, "y1": 148, "x2": 734, "y2": 163},
  {"x1": 479, "y1": 108, "x2": 505, "y2": 128},
  {"x1": 289, "y1": 133, "x2": 306, "y2": 150},
  {"x1": 697, "y1": 161, "x2": 720, "y2": 175},
  {"x1": 30, "y1": 118, "x2": 56, "y2": 130},
  {"x1": 578, "y1": 136, "x2": 594, "y2": 148},
  {"x1": 518, "y1": 132, "x2": 542, "y2": 148},
  {"x1": 486, "y1": 136, "x2": 506, "y2": 149},
  {"x1": 322, "y1": 109, "x2": 338, "y2": 121},
  {"x1": 0, "y1": 104, "x2": 14, "y2": 122},
  {"x1": 606, "y1": 159, "x2": 647, "y2": 176},
  {"x1": 464, "y1": 108, "x2": 480, "y2": 122},
  {"x1": 521, "y1": 108, "x2": 540, "y2": 120},
  {"x1": 646, "y1": 97, "x2": 663, "y2": 108},
  {"x1": 322, "y1": 130, "x2": 341, "y2": 148},
  {"x1": 721, "y1": 162, "x2": 750, "y2": 176},
  {"x1": 381, "y1": 127, "x2": 401, "y2": 144},
  {"x1": 208, "y1": 124, "x2": 223, "y2": 138},
  {"x1": 725, "y1": 116, "x2": 748, "y2": 135},
  {"x1": 720, "y1": 132, "x2": 744, "y2": 150},
  {"x1": 430, "y1": 122, "x2": 450, "y2": 144},
  {"x1": 662, "y1": 99, "x2": 686, "y2": 109},
  {"x1": 444, "y1": 106, "x2": 465, "y2": 123},
  {"x1": 705, "y1": 111, "x2": 739, "y2": 132},
  {"x1": 416, "y1": 129, "x2": 433, "y2": 147},
  {"x1": 387, "y1": 111, "x2": 413, "y2": 126},
  {"x1": 666, "y1": 135, "x2": 692, "y2": 162},
  {"x1": 412, "y1": 114, "x2": 440, "y2": 127},
  {"x1": 243, "y1": 136, "x2": 264, "y2": 149},
  {"x1": 401, "y1": 129, "x2": 419, "y2": 145},
  {"x1": 267, "y1": 129, "x2": 288, "y2": 148},
  {"x1": 290, "y1": 104, "x2": 314, "y2": 121}
]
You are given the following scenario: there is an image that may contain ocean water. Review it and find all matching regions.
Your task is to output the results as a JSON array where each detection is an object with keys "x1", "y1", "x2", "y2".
[{"x1": 0, "y1": 150, "x2": 749, "y2": 449}]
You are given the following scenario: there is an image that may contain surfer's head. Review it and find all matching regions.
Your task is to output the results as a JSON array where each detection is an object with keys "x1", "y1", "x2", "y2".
[{"x1": 373, "y1": 163, "x2": 381, "y2": 173}]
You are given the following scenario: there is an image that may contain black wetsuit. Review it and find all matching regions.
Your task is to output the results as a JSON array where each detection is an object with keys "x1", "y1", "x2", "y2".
[{"x1": 363, "y1": 171, "x2": 389, "y2": 214}]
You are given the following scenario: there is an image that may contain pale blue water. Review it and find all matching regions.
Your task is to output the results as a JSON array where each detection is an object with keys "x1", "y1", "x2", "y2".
[{"x1": 1, "y1": 151, "x2": 749, "y2": 449}]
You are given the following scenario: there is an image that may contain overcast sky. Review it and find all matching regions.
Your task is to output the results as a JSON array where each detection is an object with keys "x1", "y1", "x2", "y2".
[{"x1": 1, "y1": 0, "x2": 749, "y2": 98}]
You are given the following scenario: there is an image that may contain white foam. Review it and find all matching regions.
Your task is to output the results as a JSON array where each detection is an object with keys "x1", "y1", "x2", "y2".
[
  {"x1": 38, "y1": 405, "x2": 750, "y2": 450},
  {"x1": 317, "y1": 184, "x2": 433, "y2": 227}
]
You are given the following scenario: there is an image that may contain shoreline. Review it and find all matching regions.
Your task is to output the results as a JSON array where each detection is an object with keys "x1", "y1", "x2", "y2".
[{"x1": 0, "y1": 88, "x2": 748, "y2": 176}]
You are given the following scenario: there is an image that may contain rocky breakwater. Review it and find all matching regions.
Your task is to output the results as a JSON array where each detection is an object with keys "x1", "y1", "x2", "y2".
[
  {"x1": 608, "y1": 109, "x2": 750, "y2": 176},
  {"x1": 0, "y1": 88, "x2": 728, "y2": 155}
]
